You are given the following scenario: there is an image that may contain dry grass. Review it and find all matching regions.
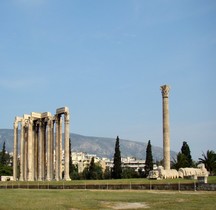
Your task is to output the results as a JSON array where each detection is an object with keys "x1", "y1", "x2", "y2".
[{"x1": 0, "y1": 189, "x2": 215, "y2": 210}]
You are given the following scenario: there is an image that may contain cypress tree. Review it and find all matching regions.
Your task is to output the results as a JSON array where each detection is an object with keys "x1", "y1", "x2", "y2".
[
  {"x1": 0, "y1": 142, "x2": 13, "y2": 176},
  {"x1": 171, "y1": 141, "x2": 194, "y2": 169},
  {"x1": 88, "y1": 157, "x2": 96, "y2": 179},
  {"x1": 112, "y1": 136, "x2": 122, "y2": 179},
  {"x1": 69, "y1": 138, "x2": 73, "y2": 178},
  {"x1": 0, "y1": 142, "x2": 7, "y2": 166},
  {"x1": 144, "y1": 140, "x2": 153, "y2": 177},
  {"x1": 181, "y1": 141, "x2": 193, "y2": 167}
]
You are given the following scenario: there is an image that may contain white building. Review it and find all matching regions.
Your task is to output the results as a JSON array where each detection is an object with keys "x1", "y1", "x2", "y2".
[
  {"x1": 121, "y1": 157, "x2": 145, "y2": 172},
  {"x1": 72, "y1": 152, "x2": 106, "y2": 173}
]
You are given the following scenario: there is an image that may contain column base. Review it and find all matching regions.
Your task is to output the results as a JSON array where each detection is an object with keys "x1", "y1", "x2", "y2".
[
  {"x1": 64, "y1": 176, "x2": 71, "y2": 181},
  {"x1": 46, "y1": 177, "x2": 52, "y2": 181}
]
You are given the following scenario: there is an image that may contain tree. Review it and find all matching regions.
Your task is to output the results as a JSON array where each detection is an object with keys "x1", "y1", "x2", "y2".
[
  {"x1": 88, "y1": 157, "x2": 97, "y2": 179},
  {"x1": 144, "y1": 140, "x2": 153, "y2": 177},
  {"x1": 104, "y1": 167, "x2": 112, "y2": 179},
  {"x1": 69, "y1": 138, "x2": 73, "y2": 178},
  {"x1": 198, "y1": 150, "x2": 216, "y2": 176},
  {"x1": 112, "y1": 136, "x2": 122, "y2": 179},
  {"x1": 89, "y1": 157, "x2": 103, "y2": 179},
  {"x1": 121, "y1": 167, "x2": 139, "y2": 179},
  {"x1": 0, "y1": 142, "x2": 13, "y2": 176},
  {"x1": 70, "y1": 164, "x2": 80, "y2": 180},
  {"x1": 181, "y1": 141, "x2": 193, "y2": 167},
  {"x1": 0, "y1": 142, "x2": 7, "y2": 165},
  {"x1": 171, "y1": 152, "x2": 188, "y2": 170},
  {"x1": 171, "y1": 141, "x2": 194, "y2": 170},
  {"x1": 82, "y1": 157, "x2": 103, "y2": 180}
]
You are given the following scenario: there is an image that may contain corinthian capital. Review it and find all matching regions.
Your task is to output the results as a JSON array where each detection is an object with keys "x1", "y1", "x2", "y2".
[{"x1": 161, "y1": 85, "x2": 170, "y2": 98}]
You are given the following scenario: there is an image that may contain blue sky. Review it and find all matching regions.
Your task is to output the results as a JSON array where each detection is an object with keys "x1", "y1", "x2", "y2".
[{"x1": 0, "y1": 0, "x2": 215, "y2": 160}]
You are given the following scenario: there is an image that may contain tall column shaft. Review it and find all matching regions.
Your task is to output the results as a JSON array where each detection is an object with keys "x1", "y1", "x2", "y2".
[
  {"x1": 19, "y1": 120, "x2": 25, "y2": 181},
  {"x1": 27, "y1": 118, "x2": 34, "y2": 181},
  {"x1": 64, "y1": 112, "x2": 71, "y2": 180},
  {"x1": 161, "y1": 85, "x2": 171, "y2": 170},
  {"x1": 13, "y1": 121, "x2": 18, "y2": 181},
  {"x1": 47, "y1": 118, "x2": 52, "y2": 181},
  {"x1": 24, "y1": 128, "x2": 28, "y2": 181},
  {"x1": 34, "y1": 125, "x2": 38, "y2": 180},
  {"x1": 38, "y1": 121, "x2": 43, "y2": 181},
  {"x1": 59, "y1": 117, "x2": 62, "y2": 180},
  {"x1": 43, "y1": 122, "x2": 46, "y2": 180},
  {"x1": 51, "y1": 120, "x2": 55, "y2": 180},
  {"x1": 55, "y1": 116, "x2": 60, "y2": 181}
]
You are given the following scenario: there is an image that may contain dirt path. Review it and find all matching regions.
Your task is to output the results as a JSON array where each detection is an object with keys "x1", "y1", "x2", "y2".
[{"x1": 101, "y1": 201, "x2": 149, "y2": 209}]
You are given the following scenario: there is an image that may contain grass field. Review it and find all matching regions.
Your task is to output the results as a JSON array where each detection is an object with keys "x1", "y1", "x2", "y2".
[
  {"x1": 0, "y1": 177, "x2": 215, "y2": 209},
  {"x1": 0, "y1": 189, "x2": 215, "y2": 210},
  {"x1": 1, "y1": 176, "x2": 216, "y2": 186}
]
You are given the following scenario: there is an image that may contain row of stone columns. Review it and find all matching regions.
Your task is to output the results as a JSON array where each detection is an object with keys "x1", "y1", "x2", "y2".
[{"x1": 13, "y1": 107, "x2": 71, "y2": 181}]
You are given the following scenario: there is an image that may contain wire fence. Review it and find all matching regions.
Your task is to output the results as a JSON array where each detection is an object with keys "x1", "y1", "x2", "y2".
[{"x1": 1, "y1": 181, "x2": 215, "y2": 191}]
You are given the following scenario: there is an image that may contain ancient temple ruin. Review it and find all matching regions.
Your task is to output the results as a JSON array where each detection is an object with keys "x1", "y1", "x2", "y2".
[{"x1": 13, "y1": 107, "x2": 71, "y2": 181}]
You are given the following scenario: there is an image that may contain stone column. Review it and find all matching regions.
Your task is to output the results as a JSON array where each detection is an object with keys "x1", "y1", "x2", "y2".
[
  {"x1": 27, "y1": 118, "x2": 34, "y2": 181},
  {"x1": 19, "y1": 120, "x2": 25, "y2": 181},
  {"x1": 38, "y1": 120, "x2": 43, "y2": 181},
  {"x1": 24, "y1": 126, "x2": 28, "y2": 181},
  {"x1": 64, "y1": 111, "x2": 71, "y2": 180},
  {"x1": 43, "y1": 122, "x2": 46, "y2": 180},
  {"x1": 46, "y1": 117, "x2": 52, "y2": 181},
  {"x1": 51, "y1": 120, "x2": 55, "y2": 180},
  {"x1": 34, "y1": 123, "x2": 38, "y2": 180},
  {"x1": 161, "y1": 85, "x2": 171, "y2": 170},
  {"x1": 55, "y1": 116, "x2": 60, "y2": 181},
  {"x1": 13, "y1": 119, "x2": 18, "y2": 181},
  {"x1": 59, "y1": 117, "x2": 62, "y2": 180}
]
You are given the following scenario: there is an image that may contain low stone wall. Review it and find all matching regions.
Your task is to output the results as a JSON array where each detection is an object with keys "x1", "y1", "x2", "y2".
[
  {"x1": 197, "y1": 183, "x2": 216, "y2": 191},
  {"x1": 0, "y1": 183, "x2": 216, "y2": 191}
]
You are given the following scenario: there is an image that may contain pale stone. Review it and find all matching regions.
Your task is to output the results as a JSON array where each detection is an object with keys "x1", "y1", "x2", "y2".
[
  {"x1": 41, "y1": 112, "x2": 52, "y2": 118},
  {"x1": 13, "y1": 119, "x2": 19, "y2": 181},
  {"x1": 179, "y1": 164, "x2": 209, "y2": 179},
  {"x1": 15, "y1": 116, "x2": 23, "y2": 122},
  {"x1": 27, "y1": 117, "x2": 34, "y2": 181},
  {"x1": 64, "y1": 111, "x2": 71, "y2": 181},
  {"x1": 148, "y1": 164, "x2": 209, "y2": 180},
  {"x1": 148, "y1": 166, "x2": 178, "y2": 179},
  {"x1": 19, "y1": 120, "x2": 25, "y2": 181},
  {"x1": 56, "y1": 106, "x2": 69, "y2": 114},
  {"x1": 31, "y1": 112, "x2": 42, "y2": 118},
  {"x1": 14, "y1": 107, "x2": 71, "y2": 181},
  {"x1": 161, "y1": 85, "x2": 171, "y2": 170},
  {"x1": 23, "y1": 114, "x2": 31, "y2": 119},
  {"x1": 55, "y1": 116, "x2": 60, "y2": 181}
]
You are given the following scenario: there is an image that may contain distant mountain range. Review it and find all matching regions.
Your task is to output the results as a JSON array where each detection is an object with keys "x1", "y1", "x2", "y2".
[{"x1": 0, "y1": 129, "x2": 176, "y2": 161}]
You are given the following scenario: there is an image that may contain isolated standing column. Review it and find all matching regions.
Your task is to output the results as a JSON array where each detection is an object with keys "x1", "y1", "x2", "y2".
[{"x1": 161, "y1": 85, "x2": 171, "y2": 170}]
